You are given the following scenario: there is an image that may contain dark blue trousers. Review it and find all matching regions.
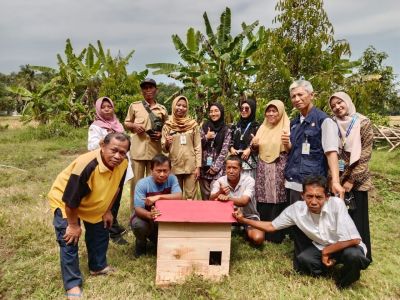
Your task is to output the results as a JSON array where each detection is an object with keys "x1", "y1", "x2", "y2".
[{"x1": 53, "y1": 209, "x2": 109, "y2": 290}]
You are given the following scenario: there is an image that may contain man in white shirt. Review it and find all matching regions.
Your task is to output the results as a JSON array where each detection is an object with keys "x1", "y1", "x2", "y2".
[
  {"x1": 210, "y1": 155, "x2": 264, "y2": 246},
  {"x1": 234, "y1": 175, "x2": 370, "y2": 288}
]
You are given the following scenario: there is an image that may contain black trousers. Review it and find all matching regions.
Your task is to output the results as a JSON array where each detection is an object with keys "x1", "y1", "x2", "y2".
[
  {"x1": 257, "y1": 202, "x2": 288, "y2": 243},
  {"x1": 295, "y1": 242, "x2": 370, "y2": 288},
  {"x1": 109, "y1": 188, "x2": 125, "y2": 238},
  {"x1": 348, "y1": 190, "x2": 372, "y2": 261}
]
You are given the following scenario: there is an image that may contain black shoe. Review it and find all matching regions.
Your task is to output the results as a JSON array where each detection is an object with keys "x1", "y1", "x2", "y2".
[
  {"x1": 110, "y1": 235, "x2": 129, "y2": 245},
  {"x1": 110, "y1": 223, "x2": 127, "y2": 236},
  {"x1": 134, "y1": 241, "x2": 147, "y2": 257}
]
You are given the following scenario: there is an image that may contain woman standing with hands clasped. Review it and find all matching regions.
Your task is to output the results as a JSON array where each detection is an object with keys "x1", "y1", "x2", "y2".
[
  {"x1": 162, "y1": 96, "x2": 201, "y2": 199},
  {"x1": 329, "y1": 92, "x2": 373, "y2": 261},
  {"x1": 229, "y1": 99, "x2": 259, "y2": 179},
  {"x1": 251, "y1": 100, "x2": 290, "y2": 243},
  {"x1": 199, "y1": 103, "x2": 231, "y2": 200}
]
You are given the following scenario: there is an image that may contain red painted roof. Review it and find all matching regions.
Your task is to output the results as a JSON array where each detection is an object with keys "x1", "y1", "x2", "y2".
[{"x1": 155, "y1": 200, "x2": 236, "y2": 223}]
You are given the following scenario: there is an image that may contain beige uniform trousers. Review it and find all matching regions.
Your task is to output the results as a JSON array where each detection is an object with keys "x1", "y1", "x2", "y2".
[
  {"x1": 176, "y1": 173, "x2": 198, "y2": 200},
  {"x1": 130, "y1": 159, "x2": 152, "y2": 212}
]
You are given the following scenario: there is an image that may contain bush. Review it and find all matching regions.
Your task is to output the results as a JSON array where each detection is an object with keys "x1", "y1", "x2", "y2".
[
  {"x1": 367, "y1": 112, "x2": 390, "y2": 126},
  {"x1": 16, "y1": 120, "x2": 87, "y2": 142}
]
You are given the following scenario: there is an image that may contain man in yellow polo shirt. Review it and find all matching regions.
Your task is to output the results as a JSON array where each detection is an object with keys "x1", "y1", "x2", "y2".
[{"x1": 48, "y1": 132, "x2": 130, "y2": 299}]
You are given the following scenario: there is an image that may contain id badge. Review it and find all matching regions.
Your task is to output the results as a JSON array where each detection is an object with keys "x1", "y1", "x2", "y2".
[
  {"x1": 180, "y1": 134, "x2": 187, "y2": 145},
  {"x1": 338, "y1": 159, "x2": 345, "y2": 172},
  {"x1": 206, "y1": 156, "x2": 213, "y2": 166},
  {"x1": 301, "y1": 142, "x2": 310, "y2": 155}
]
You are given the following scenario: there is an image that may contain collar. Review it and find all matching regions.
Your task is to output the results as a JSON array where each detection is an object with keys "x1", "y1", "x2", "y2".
[
  {"x1": 227, "y1": 175, "x2": 244, "y2": 192},
  {"x1": 96, "y1": 149, "x2": 112, "y2": 173}
]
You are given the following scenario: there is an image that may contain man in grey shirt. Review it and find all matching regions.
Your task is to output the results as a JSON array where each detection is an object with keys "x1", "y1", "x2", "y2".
[
  {"x1": 234, "y1": 175, "x2": 370, "y2": 288},
  {"x1": 210, "y1": 155, "x2": 264, "y2": 246}
]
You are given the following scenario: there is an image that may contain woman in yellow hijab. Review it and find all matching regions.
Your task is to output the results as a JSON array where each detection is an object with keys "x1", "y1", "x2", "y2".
[
  {"x1": 161, "y1": 95, "x2": 201, "y2": 199},
  {"x1": 251, "y1": 100, "x2": 290, "y2": 243}
]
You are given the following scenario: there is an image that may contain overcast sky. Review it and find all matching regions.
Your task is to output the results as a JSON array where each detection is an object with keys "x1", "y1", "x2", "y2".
[{"x1": 1, "y1": 0, "x2": 399, "y2": 84}]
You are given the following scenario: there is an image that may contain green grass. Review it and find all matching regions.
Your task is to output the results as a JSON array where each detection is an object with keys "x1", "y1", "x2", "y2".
[{"x1": 1, "y1": 124, "x2": 400, "y2": 299}]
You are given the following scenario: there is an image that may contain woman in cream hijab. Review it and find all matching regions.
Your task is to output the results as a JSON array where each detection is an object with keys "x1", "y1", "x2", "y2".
[
  {"x1": 251, "y1": 100, "x2": 290, "y2": 243},
  {"x1": 161, "y1": 95, "x2": 201, "y2": 199},
  {"x1": 329, "y1": 91, "x2": 373, "y2": 261}
]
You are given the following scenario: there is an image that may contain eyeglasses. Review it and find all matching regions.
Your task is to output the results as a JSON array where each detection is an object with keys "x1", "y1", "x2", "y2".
[{"x1": 240, "y1": 106, "x2": 250, "y2": 112}]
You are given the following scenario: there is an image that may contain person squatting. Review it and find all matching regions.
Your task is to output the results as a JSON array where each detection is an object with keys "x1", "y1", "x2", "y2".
[{"x1": 49, "y1": 79, "x2": 372, "y2": 298}]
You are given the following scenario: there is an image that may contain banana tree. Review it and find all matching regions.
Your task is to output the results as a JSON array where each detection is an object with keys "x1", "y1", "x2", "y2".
[{"x1": 147, "y1": 7, "x2": 262, "y2": 122}]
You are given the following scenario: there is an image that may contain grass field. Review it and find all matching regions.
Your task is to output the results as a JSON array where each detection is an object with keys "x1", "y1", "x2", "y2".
[{"x1": 0, "y1": 120, "x2": 399, "y2": 299}]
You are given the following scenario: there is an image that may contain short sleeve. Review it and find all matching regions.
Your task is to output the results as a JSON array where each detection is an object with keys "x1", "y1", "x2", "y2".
[
  {"x1": 62, "y1": 174, "x2": 90, "y2": 208},
  {"x1": 133, "y1": 179, "x2": 147, "y2": 208},
  {"x1": 125, "y1": 104, "x2": 135, "y2": 123},
  {"x1": 321, "y1": 118, "x2": 339, "y2": 153},
  {"x1": 210, "y1": 179, "x2": 221, "y2": 196},
  {"x1": 271, "y1": 205, "x2": 296, "y2": 230},
  {"x1": 334, "y1": 197, "x2": 362, "y2": 241},
  {"x1": 170, "y1": 175, "x2": 182, "y2": 194},
  {"x1": 242, "y1": 177, "x2": 255, "y2": 199}
]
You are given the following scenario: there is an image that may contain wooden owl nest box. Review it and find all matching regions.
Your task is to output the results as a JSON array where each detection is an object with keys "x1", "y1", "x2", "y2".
[{"x1": 154, "y1": 200, "x2": 235, "y2": 286}]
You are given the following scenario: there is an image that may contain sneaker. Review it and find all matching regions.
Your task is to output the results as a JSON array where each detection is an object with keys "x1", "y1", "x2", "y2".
[
  {"x1": 110, "y1": 236, "x2": 128, "y2": 245},
  {"x1": 109, "y1": 222, "x2": 127, "y2": 236},
  {"x1": 90, "y1": 265, "x2": 115, "y2": 276},
  {"x1": 134, "y1": 241, "x2": 147, "y2": 258}
]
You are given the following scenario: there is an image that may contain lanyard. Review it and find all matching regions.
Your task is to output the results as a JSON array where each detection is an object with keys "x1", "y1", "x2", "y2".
[
  {"x1": 337, "y1": 115, "x2": 358, "y2": 147},
  {"x1": 240, "y1": 122, "x2": 252, "y2": 141}
]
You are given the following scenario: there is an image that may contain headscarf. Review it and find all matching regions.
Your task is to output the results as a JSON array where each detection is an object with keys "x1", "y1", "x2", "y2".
[
  {"x1": 232, "y1": 98, "x2": 258, "y2": 150},
  {"x1": 329, "y1": 92, "x2": 366, "y2": 165},
  {"x1": 237, "y1": 99, "x2": 256, "y2": 128},
  {"x1": 255, "y1": 100, "x2": 290, "y2": 163},
  {"x1": 164, "y1": 96, "x2": 197, "y2": 133},
  {"x1": 92, "y1": 97, "x2": 124, "y2": 133},
  {"x1": 202, "y1": 102, "x2": 228, "y2": 154}
]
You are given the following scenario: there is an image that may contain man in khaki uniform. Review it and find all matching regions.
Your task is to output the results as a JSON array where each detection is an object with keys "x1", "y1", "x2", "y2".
[{"x1": 125, "y1": 78, "x2": 168, "y2": 210}]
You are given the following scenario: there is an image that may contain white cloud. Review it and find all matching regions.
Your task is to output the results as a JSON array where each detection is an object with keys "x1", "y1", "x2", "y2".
[{"x1": 0, "y1": 0, "x2": 399, "y2": 77}]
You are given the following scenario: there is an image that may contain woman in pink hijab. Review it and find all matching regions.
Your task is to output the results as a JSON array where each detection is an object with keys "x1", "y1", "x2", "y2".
[
  {"x1": 88, "y1": 97, "x2": 125, "y2": 150},
  {"x1": 88, "y1": 97, "x2": 133, "y2": 245},
  {"x1": 329, "y1": 91, "x2": 373, "y2": 261}
]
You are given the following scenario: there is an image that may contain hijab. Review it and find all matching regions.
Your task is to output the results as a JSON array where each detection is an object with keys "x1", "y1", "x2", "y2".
[
  {"x1": 202, "y1": 102, "x2": 228, "y2": 154},
  {"x1": 233, "y1": 99, "x2": 258, "y2": 150},
  {"x1": 329, "y1": 92, "x2": 366, "y2": 165},
  {"x1": 255, "y1": 100, "x2": 290, "y2": 163},
  {"x1": 237, "y1": 98, "x2": 256, "y2": 128},
  {"x1": 164, "y1": 96, "x2": 197, "y2": 133},
  {"x1": 92, "y1": 97, "x2": 124, "y2": 133}
]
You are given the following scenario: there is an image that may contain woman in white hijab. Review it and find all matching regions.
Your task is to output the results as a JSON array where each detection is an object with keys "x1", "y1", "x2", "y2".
[{"x1": 329, "y1": 91, "x2": 373, "y2": 261}]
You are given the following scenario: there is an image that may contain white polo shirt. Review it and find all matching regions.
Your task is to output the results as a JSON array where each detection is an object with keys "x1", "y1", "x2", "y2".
[{"x1": 272, "y1": 196, "x2": 367, "y2": 255}]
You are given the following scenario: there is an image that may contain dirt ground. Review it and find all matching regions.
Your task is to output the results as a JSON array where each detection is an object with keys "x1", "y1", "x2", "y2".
[
  {"x1": 0, "y1": 116, "x2": 38, "y2": 129},
  {"x1": 389, "y1": 116, "x2": 400, "y2": 126}
]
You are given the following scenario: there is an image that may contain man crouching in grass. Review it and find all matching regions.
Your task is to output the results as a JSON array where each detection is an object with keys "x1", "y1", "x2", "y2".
[
  {"x1": 48, "y1": 132, "x2": 130, "y2": 299},
  {"x1": 233, "y1": 175, "x2": 370, "y2": 289},
  {"x1": 211, "y1": 155, "x2": 264, "y2": 246}
]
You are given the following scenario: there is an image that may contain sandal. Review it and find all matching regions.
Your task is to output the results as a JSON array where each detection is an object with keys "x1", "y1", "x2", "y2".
[
  {"x1": 89, "y1": 265, "x2": 115, "y2": 276},
  {"x1": 65, "y1": 287, "x2": 82, "y2": 299}
]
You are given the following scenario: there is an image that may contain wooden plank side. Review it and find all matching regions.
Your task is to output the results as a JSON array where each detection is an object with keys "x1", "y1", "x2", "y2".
[
  {"x1": 156, "y1": 259, "x2": 230, "y2": 286},
  {"x1": 157, "y1": 237, "x2": 231, "y2": 261},
  {"x1": 158, "y1": 223, "x2": 232, "y2": 238}
]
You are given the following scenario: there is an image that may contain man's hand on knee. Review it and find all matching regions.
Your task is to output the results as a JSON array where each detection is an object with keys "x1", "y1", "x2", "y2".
[{"x1": 63, "y1": 224, "x2": 82, "y2": 246}]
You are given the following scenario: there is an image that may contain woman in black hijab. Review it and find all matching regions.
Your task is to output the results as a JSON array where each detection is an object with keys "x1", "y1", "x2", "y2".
[
  {"x1": 199, "y1": 103, "x2": 232, "y2": 200},
  {"x1": 229, "y1": 99, "x2": 259, "y2": 179}
]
